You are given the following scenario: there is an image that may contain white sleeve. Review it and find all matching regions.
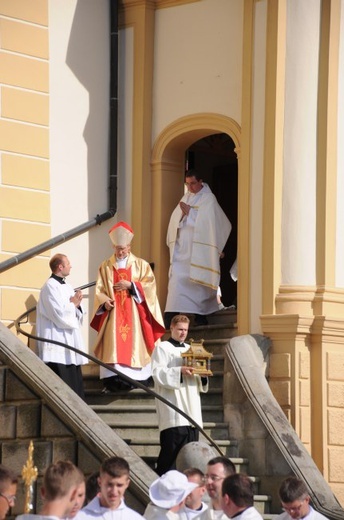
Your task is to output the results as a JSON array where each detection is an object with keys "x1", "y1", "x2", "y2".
[{"x1": 38, "y1": 282, "x2": 80, "y2": 330}]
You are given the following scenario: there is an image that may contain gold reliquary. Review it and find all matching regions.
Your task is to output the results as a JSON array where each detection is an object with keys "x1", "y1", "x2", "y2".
[{"x1": 181, "y1": 338, "x2": 213, "y2": 376}]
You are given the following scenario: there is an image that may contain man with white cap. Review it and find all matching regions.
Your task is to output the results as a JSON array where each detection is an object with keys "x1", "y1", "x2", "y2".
[
  {"x1": 91, "y1": 221, "x2": 166, "y2": 392},
  {"x1": 144, "y1": 470, "x2": 199, "y2": 520}
]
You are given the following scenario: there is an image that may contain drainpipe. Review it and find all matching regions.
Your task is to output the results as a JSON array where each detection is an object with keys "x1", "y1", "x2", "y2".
[{"x1": 109, "y1": 0, "x2": 118, "y2": 210}]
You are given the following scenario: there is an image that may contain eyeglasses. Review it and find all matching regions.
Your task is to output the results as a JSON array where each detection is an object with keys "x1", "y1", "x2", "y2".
[
  {"x1": 204, "y1": 474, "x2": 225, "y2": 482},
  {"x1": 282, "y1": 500, "x2": 305, "y2": 514},
  {"x1": 0, "y1": 493, "x2": 16, "y2": 506}
]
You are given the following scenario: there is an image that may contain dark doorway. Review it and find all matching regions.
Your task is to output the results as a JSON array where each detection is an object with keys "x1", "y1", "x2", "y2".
[{"x1": 186, "y1": 133, "x2": 237, "y2": 307}]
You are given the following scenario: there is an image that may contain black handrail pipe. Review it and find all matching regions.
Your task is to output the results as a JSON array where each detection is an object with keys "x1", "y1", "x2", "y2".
[{"x1": 0, "y1": 210, "x2": 115, "y2": 274}]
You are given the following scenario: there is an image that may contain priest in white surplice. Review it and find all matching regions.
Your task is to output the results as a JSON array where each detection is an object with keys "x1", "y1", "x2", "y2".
[
  {"x1": 36, "y1": 253, "x2": 87, "y2": 399},
  {"x1": 165, "y1": 170, "x2": 231, "y2": 328}
]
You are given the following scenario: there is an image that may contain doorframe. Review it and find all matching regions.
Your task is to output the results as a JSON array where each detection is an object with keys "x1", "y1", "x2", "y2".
[{"x1": 151, "y1": 113, "x2": 250, "y2": 334}]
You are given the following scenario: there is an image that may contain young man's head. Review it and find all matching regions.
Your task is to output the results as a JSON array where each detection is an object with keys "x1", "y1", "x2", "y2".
[
  {"x1": 183, "y1": 468, "x2": 206, "y2": 511},
  {"x1": 0, "y1": 466, "x2": 17, "y2": 520},
  {"x1": 205, "y1": 457, "x2": 236, "y2": 509},
  {"x1": 98, "y1": 457, "x2": 130, "y2": 510},
  {"x1": 221, "y1": 474, "x2": 254, "y2": 518},
  {"x1": 170, "y1": 315, "x2": 190, "y2": 343},
  {"x1": 278, "y1": 477, "x2": 311, "y2": 519},
  {"x1": 41, "y1": 461, "x2": 83, "y2": 518},
  {"x1": 49, "y1": 254, "x2": 72, "y2": 278},
  {"x1": 184, "y1": 170, "x2": 203, "y2": 194}
]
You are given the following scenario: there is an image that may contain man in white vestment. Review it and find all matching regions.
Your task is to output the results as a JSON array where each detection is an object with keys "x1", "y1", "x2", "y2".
[
  {"x1": 75, "y1": 457, "x2": 144, "y2": 520},
  {"x1": 151, "y1": 315, "x2": 208, "y2": 476},
  {"x1": 36, "y1": 253, "x2": 87, "y2": 399},
  {"x1": 275, "y1": 476, "x2": 329, "y2": 520},
  {"x1": 165, "y1": 170, "x2": 231, "y2": 328},
  {"x1": 199, "y1": 457, "x2": 235, "y2": 520}
]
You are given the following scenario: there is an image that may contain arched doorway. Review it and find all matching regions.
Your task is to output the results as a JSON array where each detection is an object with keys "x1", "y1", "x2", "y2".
[
  {"x1": 186, "y1": 134, "x2": 238, "y2": 307},
  {"x1": 151, "y1": 113, "x2": 243, "y2": 326}
]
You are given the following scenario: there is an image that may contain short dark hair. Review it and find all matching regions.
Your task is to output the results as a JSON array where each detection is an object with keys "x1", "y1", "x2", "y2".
[
  {"x1": 0, "y1": 465, "x2": 17, "y2": 493},
  {"x1": 185, "y1": 169, "x2": 202, "y2": 181},
  {"x1": 207, "y1": 456, "x2": 236, "y2": 476},
  {"x1": 222, "y1": 474, "x2": 254, "y2": 507},
  {"x1": 100, "y1": 457, "x2": 130, "y2": 479},
  {"x1": 49, "y1": 254, "x2": 67, "y2": 273},
  {"x1": 279, "y1": 477, "x2": 309, "y2": 503}
]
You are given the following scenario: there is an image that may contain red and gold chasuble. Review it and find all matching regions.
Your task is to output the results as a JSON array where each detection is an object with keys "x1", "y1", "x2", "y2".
[
  {"x1": 114, "y1": 267, "x2": 133, "y2": 365},
  {"x1": 91, "y1": 253, "x2": 165, "y2": 366}
]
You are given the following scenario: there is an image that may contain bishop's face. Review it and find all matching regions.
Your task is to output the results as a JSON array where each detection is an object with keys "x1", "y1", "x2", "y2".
[{"x1": 114, "y1": 245, "x2": 130, "y2": 260}]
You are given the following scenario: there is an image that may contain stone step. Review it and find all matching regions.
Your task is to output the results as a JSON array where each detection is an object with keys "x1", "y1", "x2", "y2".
[
  {"x1": 142, "y1": 453, "x2": 249, "y2": 474},
  {"x1": 106, "y1": 421, "x2": 231, "y2": 441},
  {"x1": 92, "y1": 403, "x2": 224, "y2": 423},
  {"x1": 253, "y1": 495, "x2": 273, "y2": 515},
  {"x1": 126, "y1": 437, "x2": 239, "y2": 459},
  {"x1": 207, "y1": 308, "x2": 237, "y2": 325},
  {"x1": 85, "y1": 387, "x2": 224, "y2": 407},
  {"x1": 188, "y1": 324, "x2": 237, "y2": 340}
]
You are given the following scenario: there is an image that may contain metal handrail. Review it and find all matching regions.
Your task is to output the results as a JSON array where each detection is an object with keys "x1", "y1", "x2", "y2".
[
  {"x1": 15, "y1": 306, "x2": 224, "y2": 457},
  {"x1": 0, "y1": 210, "x2": 115, "y2": 274}
]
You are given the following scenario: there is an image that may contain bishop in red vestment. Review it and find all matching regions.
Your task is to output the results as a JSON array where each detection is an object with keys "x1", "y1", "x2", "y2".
[{"x1": 91, "y1": 222, "x2": 165, "y2": 390}]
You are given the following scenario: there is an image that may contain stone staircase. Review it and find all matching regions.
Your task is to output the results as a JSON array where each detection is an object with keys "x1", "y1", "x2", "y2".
[{"x1": 83, "y1": 310, "x2": 273, "y2": 517}]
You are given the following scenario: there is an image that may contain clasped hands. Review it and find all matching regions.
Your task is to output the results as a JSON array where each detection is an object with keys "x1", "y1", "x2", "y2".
[
  {"x1": 180, "y1": 201, "x2": 191, "y2": 217},
  {"x1": 70, "y1": 289, "x2": 83, "y2": 307},
  {"x1": 103, "y1": 279, "x2": 132, "y2": 311}
]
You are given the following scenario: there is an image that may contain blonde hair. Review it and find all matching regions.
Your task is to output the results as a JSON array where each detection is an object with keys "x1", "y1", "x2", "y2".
[{"x1": 43, "y1": 461, "x2": 83, "y2": 501}]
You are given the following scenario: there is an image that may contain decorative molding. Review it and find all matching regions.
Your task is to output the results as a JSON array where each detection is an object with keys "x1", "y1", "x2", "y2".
[{"x1": 151, "y1": 112, "x2": 241, "y2": 163}]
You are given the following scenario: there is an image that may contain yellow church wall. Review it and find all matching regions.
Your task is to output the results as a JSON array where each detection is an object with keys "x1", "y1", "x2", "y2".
[
  {"x1": 2, "y1": 88, "x2": 49, "y2": 126},
  {"x1": 0, "y1": 54, "x2": 48, "y2": 91},
  {"x1": 2, "y1": 154, "x2": 50, "y2": 190},
  {"x1": 0, "y1": 257, "x2": 47, "y2": 291},
  {"x1": 0, "y1": 120, "x2": 49, "y2": 157},
  {"x1": 0, "y1": 18, "x2": 48, "y2": 58},
  {"x1": 2, "y1": 221, "x2": 50, "y2": 254},
  {"x1": 0, "y1": 0, "x2": 50, "y2": 325},
  {"x1": 0, "y1": 0, "x2": 48, "y2": 25},
  {"x1": 151, "y1": 0, "x2": 243, "y2": 143},
  {"x1": 0, "y1": 187, "x2": 50, "y2": 222},
  {"x1": 1, "y1": 287, "x2": 40, "y2": 323}
]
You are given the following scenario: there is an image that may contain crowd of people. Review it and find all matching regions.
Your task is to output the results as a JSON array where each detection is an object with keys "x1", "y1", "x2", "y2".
[{"x1": 0, "y1": 456, "x2": 329, "y2": 520}]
